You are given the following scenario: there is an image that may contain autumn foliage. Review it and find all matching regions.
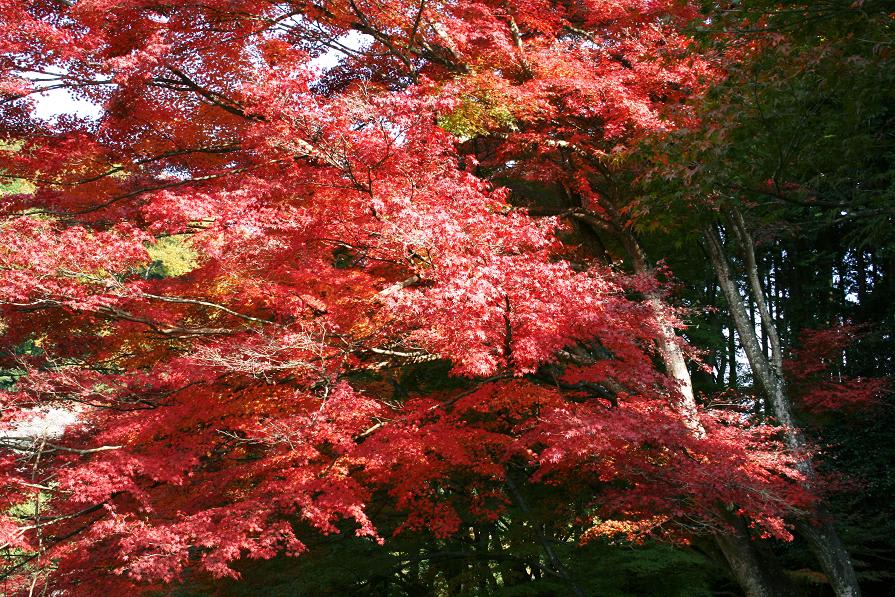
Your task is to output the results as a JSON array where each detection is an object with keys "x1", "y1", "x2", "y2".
[
  {"x1": 785, "y1": 325, "x2": 887, "y2": 413},
  {"x1": 0, "y1": 0, "x2": 873, "y2": 594}
]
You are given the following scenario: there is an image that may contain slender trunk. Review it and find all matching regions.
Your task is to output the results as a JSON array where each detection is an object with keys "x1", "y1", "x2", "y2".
[
  {"x1": 568, "y1": 195, "x2": 781, "y2": 596},
  {"x1": 615, "y1": 228, "x2": 704, "y2": 433},
  {"x1": 717, "y1": 325, "x2": 729, "y2": 385},
  {"x1": 729, "y1": 322, "x2": 738, "y2": 386},
  {"x1": 650, "y1": 295, "x2": 704, "y2": 435},
  {"x1": 796, "y1": 511, "x2": 862, "y2": 597},
  {"x1": 704, "y1": 220, "x2": 862, "y2": 597},
  {"x1": 618, "y1": 229, "x2": 785, "y2": 595},
  {"x1": 856, "y1": 250, "x2": 867, "y2": 305}
]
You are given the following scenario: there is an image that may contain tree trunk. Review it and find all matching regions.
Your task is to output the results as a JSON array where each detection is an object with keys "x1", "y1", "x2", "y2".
[
  {"x1": 715, "y1": 515, "x2": 791, "y2": 597},
  {"x1": 717, "y1": 325, "x2": 729, "y2": 385},
  {"x1": 729, "y1": 322, "x2": 738, "y2": 386},
  {"x1": 618, "y1": 229, "x2": 784, "y2": 596},
  {"x1": 797, "y1": 513, "x2": 862, "y2": 597},
  {"x1": 704, "y1": 219, "x2": 862, "y2": 597},
  {"x1": 566, "y1": 198, "x2": 783, "y2": 597}
]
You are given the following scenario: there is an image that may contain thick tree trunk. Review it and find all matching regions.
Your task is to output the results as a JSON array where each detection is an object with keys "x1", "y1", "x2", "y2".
[
  {"x1": 797, "y1": 514, "x2": 862, "y2": 597},
  {"x1": 715, "y1": 516, "x2": 790, "y2": 597},
  {"x1": 704, "y1": 220, "x2": 862, "y2": 597}
]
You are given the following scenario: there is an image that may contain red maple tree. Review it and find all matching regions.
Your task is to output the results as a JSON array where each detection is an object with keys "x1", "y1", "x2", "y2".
[{"x1": 0, "y1": 1, "x2": 809, "y2": 593}]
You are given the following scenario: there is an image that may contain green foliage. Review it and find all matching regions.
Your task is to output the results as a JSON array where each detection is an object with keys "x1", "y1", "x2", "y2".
[
  {"x1": 144, "y1": 235, "x2": 199, "y2": 278},
  {"x1": 649, "y1": 1, "x2": 895, "y2": 242},
  {"x1": 638, "y1": 3, "x2": 895, "y2": 593},
  {"x1": 0, "y1": 141, "x2": 30, "y2": 197},
  {"x1": 438, "y1": 95, "x2": 517, "y2": 141},
  {"x1": 7, "y1": 492, "x2": 46, "y2": 521},
  {"x1": 0, "y1": 337, "x2": 42, "y2": 391},
  {"x1": 568, "y1": 543, "x2": 716, "y2": 597},
  {"x1": 0, "y1": 177, "x2": 32, "y2": 196},
  {"x1": 167, "y1": 531, "x2": 721, "y2": 596}
]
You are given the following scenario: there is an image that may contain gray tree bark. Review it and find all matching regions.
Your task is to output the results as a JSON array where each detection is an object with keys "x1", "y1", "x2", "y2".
[
  {"x1": 562, "y1": 195, "x2": 788, "y2": 596},
  {"x1": 704, "y1": 216, "x2": 861, "y2": 597},
  {"x1": 618, "y1": 228, "x2": 787, "y2": 596},
  {"x1": 715, "y1": 515, "x2": 791, "y2": 597}
]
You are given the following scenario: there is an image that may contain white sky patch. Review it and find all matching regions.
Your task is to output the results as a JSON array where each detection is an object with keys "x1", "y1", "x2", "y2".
[
  {"x1": 31, "y1": 86, "x2": 104, "y2": 121},
  {"x1": 17, "y1": 68, "x2": 105, "y2": 121},
  {"x1": 309, "y1": 30, "x2": 372, "y2": 73}
]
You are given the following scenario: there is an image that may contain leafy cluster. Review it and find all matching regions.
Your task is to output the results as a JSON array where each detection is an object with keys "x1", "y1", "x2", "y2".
[{"x1": 0, "y1": 0, "x2": 892, "y2": 595}]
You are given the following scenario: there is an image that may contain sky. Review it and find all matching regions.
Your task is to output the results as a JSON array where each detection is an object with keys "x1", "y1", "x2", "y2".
[{"x1": 32, "y1": 87, "x2": 104, "y2": 121}]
